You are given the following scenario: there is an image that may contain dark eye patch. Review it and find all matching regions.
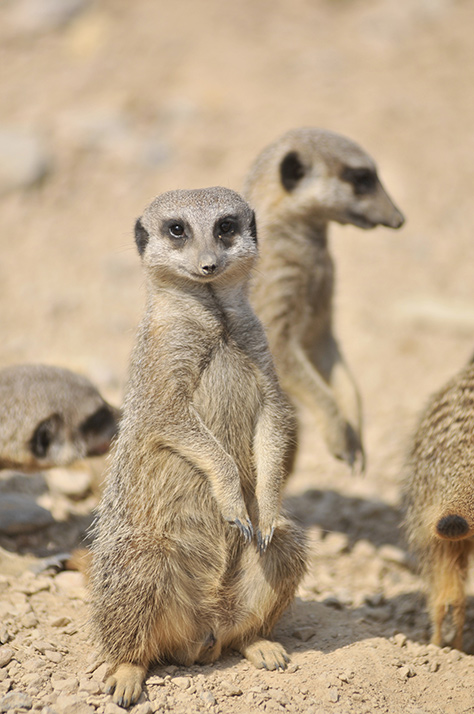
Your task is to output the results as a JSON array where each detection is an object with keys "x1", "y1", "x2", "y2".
[
  {"x1": 340, "y1": 166, "x2": 377, "y2": 195},
  {"x1": 30, "y1": 414, "x2": 63, "y2": 458},
  {"x1": 134, "y1": 218, "x2": 149, "y2": 256},
  {"x1": 280, "y1": 151, "x2": 305, "y2": 192},
  {"x1": 80, "y1": 406, "x2": 116, "y2": 436},
  {"x1": 214, "y1": 215, "x2": 238, "y2": 247}
]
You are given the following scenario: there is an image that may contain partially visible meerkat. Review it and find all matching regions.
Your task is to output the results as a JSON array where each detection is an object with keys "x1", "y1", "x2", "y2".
[
  {"x1": 0, "y1": 364, "x2": 120, "y2": 470},
  {"x1": 244, "y1": 128, "x2": 405, "y2": 470},
  {"x1": 90, "y1": 187, "x2": 307, "y2": 708},
  {"x1": 403, "y1": 359, "x2": 474, "y2": 650}
]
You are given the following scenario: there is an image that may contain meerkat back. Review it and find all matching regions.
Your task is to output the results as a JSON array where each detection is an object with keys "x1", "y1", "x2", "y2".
[
  {"x1": 244, "y1": 127, "x2": 405, "y2": 470},
  {"x1": 0, "y1": 364, "x2": 119, "y2": 469},
  {"x1": 403, "y1": 360, "x2": 474, "y2": 649}
]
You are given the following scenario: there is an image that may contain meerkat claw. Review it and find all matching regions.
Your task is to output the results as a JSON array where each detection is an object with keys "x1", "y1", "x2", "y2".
[
  {"x1": 257, "y1": 526, "x2": 275, "y2": 555},
  {"x1": 233, "y1": 518, "x2": 254, "y2": 543}
]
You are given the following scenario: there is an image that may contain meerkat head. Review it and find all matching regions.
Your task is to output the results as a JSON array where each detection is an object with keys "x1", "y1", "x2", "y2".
[
  {"x1": 0, "y1": 364, "x2": 120, "y2": 470},
  {"x1": 244, "y1": 127, "x2": 404, "y2": 231},
  {"x1": 134, "y1": 187, "x2": 258, "y2": 287}
]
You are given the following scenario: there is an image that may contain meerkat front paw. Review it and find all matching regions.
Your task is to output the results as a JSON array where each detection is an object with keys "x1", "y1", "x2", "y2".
[
  {"x1": 105, "y1": 663, "x2": 146, "y2": 708},
  {"x1": 256, "y1": 524, "x2": 275, "y2": 555},
  {"x1": 227, "y1": 515, "x2": 254, "y2": 543},
  {"x1": 325, "y1": 417, "x2": 364, "y2": 472},
  {"x1": 241, "y1": 639, "x2": 290, "y2": 671}
]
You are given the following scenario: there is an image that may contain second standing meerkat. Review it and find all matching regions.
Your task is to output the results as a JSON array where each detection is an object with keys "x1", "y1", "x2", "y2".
[
  {"x1": 90, "y1": 187, "x2": 307, "y2": 707},
  {"x1": 403, "y1": 358, "x2": 474, "y2": 650},
  {"x1": 244, "y1": 127, "x2": 405, "y2": 470}
]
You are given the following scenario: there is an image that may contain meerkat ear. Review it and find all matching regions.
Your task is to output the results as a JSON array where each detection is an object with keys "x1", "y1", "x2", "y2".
[
  {"x1": 249, "y1": 211, "x2": 257, "y2": 243},
  {"x1": 280, "y1": 151, "x2": 305, "y2": 192},
  {"x1": 30, "y1": 413, "x2": 63, "y2": 459},
  {"x1": 134, "y1": 218, "x2": 149, "y2": 256}
]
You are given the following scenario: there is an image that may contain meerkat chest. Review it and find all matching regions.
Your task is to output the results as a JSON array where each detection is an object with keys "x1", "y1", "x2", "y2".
[{"x1": 193, "y1": 330, "x2": 262, "y2": 452}]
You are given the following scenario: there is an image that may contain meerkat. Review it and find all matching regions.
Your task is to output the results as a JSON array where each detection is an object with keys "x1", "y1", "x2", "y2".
[
  {"x1": 403, "y1": 359, "x2": 474, "y2": 650},
  {"x1": 89, "y1": 187, "x2": 307, "y2": 708},
  {"x1": 0, "y1": 364, "x2": 120, "y2": 470},
  {"x1": 244, "y1": 127, "x2": 405, "y2": 470}
]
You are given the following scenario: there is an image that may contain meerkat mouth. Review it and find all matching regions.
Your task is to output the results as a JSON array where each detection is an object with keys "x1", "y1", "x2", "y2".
[{"x1": 345, "y1": 212, "x2": 377, "y2": 230}]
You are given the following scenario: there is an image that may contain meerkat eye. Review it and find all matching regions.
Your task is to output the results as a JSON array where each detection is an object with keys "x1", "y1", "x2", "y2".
[
  {"x1": 168, "y1": 222, "x2": 185, "y2": 239},
  {"x1": 218, "y1": 220, "x2": 235, "y2": 236},
  {"x1": 341, "y1": 167, "x2": 377, "y2": 195}
]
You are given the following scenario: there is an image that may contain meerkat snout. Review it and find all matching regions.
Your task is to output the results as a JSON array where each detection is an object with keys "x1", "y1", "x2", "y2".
[{"x1": 199, "y1": 253, "x2": 218, "y2": 275}]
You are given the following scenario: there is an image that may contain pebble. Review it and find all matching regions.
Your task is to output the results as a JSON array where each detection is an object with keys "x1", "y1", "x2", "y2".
[
  {"x1": 0, "y1": 651, "x2": 14, "y2": 670},
  {"x1": 171, "y1": 676, "x2": 191, "y2": 689},
  {"x1": 321, "y1": 532, "x2": 349, "y2": 555},
  {"x1": 55, "y1": 695, "x2": 95, "y2": 714},
  {"x1": 220, "y1": 681, "x2": 242, "y2": 696},
  {"x1": 46, "y1": 469, "x2": 93, "y2": 500},
  {"x1": 393, "y1": 633, "x2": 407, "y2": 647},
  {"x1": 398, "y1": 665, "x2": 416, "y2": 679},
  {"x1": 132, "y1": 703, "x2": 154, "y2": 714},
  {"x1": 0, "y1": 691, "x2": 32, "y2": 712},
  {"x1": 378, "y1": 544, "x2": 406, "y2": 565},
  {"x1": 0, "y1": 494, "x2": 54, "y2": 535},
  {"x1": 52, "y1": 677, "x2": 79, "y2": 693},
  {"x1": 104, "y1": 704, "x2": 125, "y2": 714},
  {"x1": 0, "y1": 130, "x2": 51, "y2": 196},
  {"x1": 200, "y1": 690, "x2": 217, "y2": 706},
  {"x1": 292, "y1": 626, "x2": 317, "y2": 642}
]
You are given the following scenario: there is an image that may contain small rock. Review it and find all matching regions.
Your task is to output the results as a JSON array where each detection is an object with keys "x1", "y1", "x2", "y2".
[
  {"x1": 200, "y1": 690, "x2": 216, "y2": 706},
  {"x1": 0, "y1": 628, "x2": 9, "y2": 646},
  {"x1": 220, "y1": 681, "x2": 242, "y2": 696},
  {"x1": 146, "y1": 675, "x2": 165, "y2": 686},
  {"x1": 52, "y1": 617, "x2": 72, "y2": 628},
  {"x1": 322, "y1": 596, "x2": 343, "y2": 610},
  {"x1": 90, "y1": 662, "x2": 109, "y2": 683},
  {"x1": 0, "y1": 494, "x2": 54, "y2": 535},
  {"x1": 321, "y1": 532, "x2": 349, "y2": 555},
  {"x1": 104, "y1": 704, "x2": 125, "y2": 714},
  {"x1": 428, "y1": 661, "x2": 440, "y2": 673},
  {"x1": 171, "y1": 676, "x2": 190, "y2": 689},
  {"x1": 398, "y1": 665, "x2": 416, "y2": 680},
  {"x1": 52, "y1": 677, "x2": 78, "y2": 693},
  {"x1": 78, "y1": 679, "x2": 101, "y2": 695},
  {"x1": 292, "y1": 626, "x2": 316, "y2": 642},
  {"x1": 286, "y1": 663, "x2": 299, "y2": 673},
  {"x1": 0, "y1": 650, "x2": 14, "y2": 669},
  {"x1": 54, "y1": 571, "x2": 87, "y2": 599},
  {"x1": 132, "y1": 703, "x2": 153, "y2": 714},
  {"x1": 45, "y1": 650, "x2": 63, "y2": 664},
  {"x1": 393, "y1": 633, "x2": 407, "y2": 647},
  {"x1": 378, "y1": 544, "x2": 406, "y2": 565},
  {"x1": 55, "y1": 694, "x2": 95, "y2": 714},
  {"x1": 327, "y1": 687, "x2": 339, "y2": 703},
  {"x1": 21, "y1": 613, "x2": 39, "y2": 629},
  {"x1": 0, "y1": 691, "x2": 32, "y2": 712},
  {"x1": 46, "y1": 469, "x2": 92, "y2": 499}
]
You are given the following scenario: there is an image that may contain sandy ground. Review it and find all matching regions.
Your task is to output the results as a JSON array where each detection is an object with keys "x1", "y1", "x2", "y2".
[{"x1": 1, "y1": 0, "x2": 474, "y2": 712}]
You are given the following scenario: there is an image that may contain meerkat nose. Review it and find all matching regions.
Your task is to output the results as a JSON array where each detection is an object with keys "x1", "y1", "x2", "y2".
[{"x1": 200, "y1": 261, "x2": 217, "y2": 275}]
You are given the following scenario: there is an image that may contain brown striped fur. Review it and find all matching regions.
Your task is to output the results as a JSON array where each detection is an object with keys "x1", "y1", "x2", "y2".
[
  {"x1": 403, "y1": 360, "x2": 474, "y2": 649},
  {"x1": 244, "y1": 128, "x2": 404, "y2": 470},
  {"x1": 89, "y1": 188, "x2": 307, "y2": 707}
]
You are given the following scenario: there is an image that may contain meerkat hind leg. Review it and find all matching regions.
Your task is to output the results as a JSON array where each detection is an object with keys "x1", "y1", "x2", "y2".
[
  {"x1": 429, "y1": 540, "x2": 470, "y2": 649},
  {"x1": 105, "y1": 663, "x2": 147, "y2": 708}
]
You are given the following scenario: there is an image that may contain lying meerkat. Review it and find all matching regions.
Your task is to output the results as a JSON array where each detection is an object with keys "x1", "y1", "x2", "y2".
[
  {"x1": 403, "y1": 359, "x2": 474, "y2": 650},
  {"x1": 89, "y1": 187, "x2": 307, "y2": 708},
  {"x1": 244, "y1": 127, "x2": 405, "y2": 470},
  {"x1": 0, "y1": 364, "x2": 120, "y2": 470}
]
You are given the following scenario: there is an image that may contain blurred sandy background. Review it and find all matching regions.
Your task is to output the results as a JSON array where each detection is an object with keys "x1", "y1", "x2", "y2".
[{"x1": 2, "y1": 1, "x2": 474, "y2": 711}]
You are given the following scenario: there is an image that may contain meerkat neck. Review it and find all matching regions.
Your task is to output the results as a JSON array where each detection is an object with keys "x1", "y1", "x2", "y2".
[{"x1": 265, "y1": 214, "x2": 329, "y2": 248}]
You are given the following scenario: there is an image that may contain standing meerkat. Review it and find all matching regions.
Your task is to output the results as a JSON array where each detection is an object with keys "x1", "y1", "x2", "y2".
[
  {"x1": 244, "y1": 127, "x2": 405, "y2": 470},
  {"x1": 90, "y1": 187, "x2": 307, "y2": 707},
  {"x1": 403, "y1": 359, "x2": 474, "y2": 650},
  {"x1": 0, "y1": 364, "x2": 120, "y2": 470}
]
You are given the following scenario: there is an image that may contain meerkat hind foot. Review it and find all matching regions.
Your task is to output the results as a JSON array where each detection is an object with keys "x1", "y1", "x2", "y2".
[
  {"x1": 240, "y1": 638, "x2": 290, "y2": 671},
  {"x1": 105, "y1": 663, "x2": 146, "y2": 708}
]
